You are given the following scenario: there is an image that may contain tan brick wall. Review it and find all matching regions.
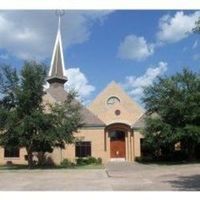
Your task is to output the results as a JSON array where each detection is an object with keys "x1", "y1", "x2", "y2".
[
  {"x1": 39, "y1": 82, "x2": 144, "y2": 163},
  {"x1": 88, "y1": 81, "x2": 144, "y2": 126},
  {"x1": 0, "y1": 82, "x2": 145, "y2": 165},
  {"x1": 0, "y1": 129, "x2": 144, "y2": 165},
  {"x1": 87, "y1": 81, "x2": 145, "y2": 161},
  {"x1": 0, "y1": 147, "x2": 27, "y2": 165},
  {"x1": 49, "y1": 128, "x2": 109, "y2": 164},
  {"x1": 133, "y1": 131, "x2": 144, "y2": 158}
]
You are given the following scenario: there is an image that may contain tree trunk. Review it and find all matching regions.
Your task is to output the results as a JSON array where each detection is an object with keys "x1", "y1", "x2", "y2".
[
  {"x1": 183, "y1": 139, "x2": 196, "y2": 161},
  {"x1": 181, "y1": 139, "x2": 196, "y2": 161},
  {"x1": 27, "y1": 148, "x2": 33, "y2": 169},
  {"x1": 187, "y1": 144, "x2": 196, "y2": 161},
  {"x1": 37, "y1": 151, "x2": 45, "y2": 166}
]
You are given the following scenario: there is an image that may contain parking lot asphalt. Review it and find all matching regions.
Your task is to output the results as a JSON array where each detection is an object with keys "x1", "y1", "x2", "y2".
[{"x1": 0, "y1": 162, "x2": 200, "y2": 191}]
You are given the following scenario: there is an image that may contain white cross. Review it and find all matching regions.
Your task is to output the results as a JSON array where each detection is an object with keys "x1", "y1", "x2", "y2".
[{"x1": 55, "y1": 10, "x2": 65, "y2": 30}]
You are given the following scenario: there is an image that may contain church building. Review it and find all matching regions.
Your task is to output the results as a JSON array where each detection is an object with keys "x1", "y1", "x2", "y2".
[{"x1": 0, "y1": 16, "x2": 145, "y2": 165}]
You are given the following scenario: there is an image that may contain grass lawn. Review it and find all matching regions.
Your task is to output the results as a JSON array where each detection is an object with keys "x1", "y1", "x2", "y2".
[
  {"x1": 0, "y1": 163, "x2": 104, "y2": 170},
  {"x1": 0, "y1": 164, "x2": 28, "y2": 170},
  {"x1": 74, "y1": 164, "x2": 104, "y2": 169}
]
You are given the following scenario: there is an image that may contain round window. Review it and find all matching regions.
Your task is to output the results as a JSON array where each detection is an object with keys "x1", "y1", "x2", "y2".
[{"x1": 115, "y1": 109, "x2": 121, "y2": 116}]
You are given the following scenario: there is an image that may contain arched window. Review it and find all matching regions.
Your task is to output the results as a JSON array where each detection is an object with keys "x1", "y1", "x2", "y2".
[{"x1": 107, "y1": 96, "x2": 120, "y2": 105}]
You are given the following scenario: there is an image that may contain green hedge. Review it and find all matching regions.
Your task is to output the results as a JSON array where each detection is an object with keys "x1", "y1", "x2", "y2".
[
  {"x1": 60, "y1": 159, "x2": 75, "y2": 168},
  {"x1": 76, "y1": 156, "x2": 102, "y2": 166}
]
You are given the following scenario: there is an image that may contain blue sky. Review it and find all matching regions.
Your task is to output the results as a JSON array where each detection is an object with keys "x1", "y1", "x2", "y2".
[{"x1": 0, "y1": 10, "x2": 200, "y2": 105}]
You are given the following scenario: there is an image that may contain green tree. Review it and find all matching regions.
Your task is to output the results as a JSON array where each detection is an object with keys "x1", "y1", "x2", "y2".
[
  {"x1": 142, "y1": 68, "x2": 200, "y2": 161},
  {"x1": 0, "y1": 61, "x2": 83, "y2": 168},
  {"x1": 193, "y1": 17, "x2": 200, "y2": 34}
]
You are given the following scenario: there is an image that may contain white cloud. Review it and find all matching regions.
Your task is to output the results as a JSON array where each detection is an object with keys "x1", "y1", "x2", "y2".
[
  {"x1": 157, "y1": 11, "x2": 200, "y2": 43},
  {"x1": 121, "y1": 61, "x2": 168, "y2": 102},
  {"x1": 118, "y1": 11, "x2": 200, "y2": 61},
  {"x1": 0, "y1": 11, "x2": 112, "y2": 60},
  {"x1": 118, "y1": 34, "x2": 154, "y2": 61},
  {"x1": 44, "y1": 67, "x2": 95, "y2": 104},
  {"x1": 64, "y1": 68, "x2": 95, "y2": 102}
]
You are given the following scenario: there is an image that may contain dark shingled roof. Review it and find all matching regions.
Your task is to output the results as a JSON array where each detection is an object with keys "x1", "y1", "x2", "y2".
[
  {"x1": 46, "y1": 86, "x2": 105, "y2": 127},
  {"x1": 45, "y1": 18, "x2": 104, "y2": 127},
  {"x1": 132, "y1": 112, "x2": 159, "y2": 129},
  {"x1": 132, "y1": 113, "x2": 146, "y2": 129}
]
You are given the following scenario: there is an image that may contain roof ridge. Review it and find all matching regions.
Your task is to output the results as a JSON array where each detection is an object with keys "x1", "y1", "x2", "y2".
[
  {"x1": 81, "y1": 106, "x2": 105, "y2": 125},
  {"x1": 46, "y1": 87, "x2": 105, "y2": 126}
]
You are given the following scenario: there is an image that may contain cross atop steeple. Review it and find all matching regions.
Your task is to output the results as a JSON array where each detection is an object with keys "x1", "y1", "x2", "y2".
[{"x1": 47, "y1": 10, "x2": 67, "y2": 86}]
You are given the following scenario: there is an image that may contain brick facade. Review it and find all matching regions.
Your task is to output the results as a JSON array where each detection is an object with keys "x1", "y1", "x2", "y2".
[{"x1": 0, "y1": 81, "x2": 144, "y2": 165}]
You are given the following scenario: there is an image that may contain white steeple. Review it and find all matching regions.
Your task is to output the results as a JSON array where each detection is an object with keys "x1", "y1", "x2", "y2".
[{"x1": 47, "y1": 13, "x2": 67, "y2": 85}]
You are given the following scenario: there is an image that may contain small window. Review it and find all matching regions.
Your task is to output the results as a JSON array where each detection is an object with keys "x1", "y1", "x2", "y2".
[
  {"x1": 75, "y1": 142, "x2": 91, "y2": 157},
  {"x1": 109, "y1": 131, "x2": 125, "y2": 141},
  {"x1": 4, "y1": 147, "x2": 20, "y2": 158}
]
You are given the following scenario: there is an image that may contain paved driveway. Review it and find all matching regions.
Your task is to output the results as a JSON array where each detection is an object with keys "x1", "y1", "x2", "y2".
[
  {"x1": 0, "y1": 162, "x2": 200, "y2": 191},
  {"x1": 0, "y1": 169, "x2": 111, "y2": 191},
  {"x1": 105, "y1": 162, "x2": 200, "y2": 191}
]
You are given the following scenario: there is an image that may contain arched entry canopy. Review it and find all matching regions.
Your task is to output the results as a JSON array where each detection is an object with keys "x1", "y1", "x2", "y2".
[
  {"x1": 106, "y1": 122, "x2": 132, "y2": 133},
  {"x1": 105, "y1": 123, "x2": 133, "y2": 161}
]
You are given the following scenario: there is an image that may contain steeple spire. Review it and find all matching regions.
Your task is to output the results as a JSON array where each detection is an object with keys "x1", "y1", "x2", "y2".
[{"x1": 47, "y1": 11, "x2": 67, "y2": 86}]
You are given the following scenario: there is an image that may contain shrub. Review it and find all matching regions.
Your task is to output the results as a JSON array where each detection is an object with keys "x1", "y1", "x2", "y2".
[
  {"x1": 135, "y1": 156, "x2": 153, "y2": 163},
  {"x1": 76, "y1": 156, "x2": 102, "y2": 165},
  {"x1": 60, "y1": 159, "x2": 75, "y2": 168},
  {"x1": 87, "y1": 156, "x2": 97, "y2": 164},
  {"x1": 76, "y1": 157, "x2": 87, "y2": 165},
  {"x1": 97, "y1": 157, "x2": 102, "y2": 164},
  {"x1": 164, "y1": 151, "x2": 188, "y2": 162},
  {"x1": 36, "y1": 155, "x2": 55, "y2": 167}
]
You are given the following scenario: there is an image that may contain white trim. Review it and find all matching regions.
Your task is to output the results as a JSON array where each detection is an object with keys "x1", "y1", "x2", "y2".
[
  {"x1": 49, "y1": 18, "x2": 65, "y2": 77},
  {"x1": 4, "y1": 157, "x2": 20, "y2": 160},
  {"x1": 106, "y1": 95, "x2": 121, "y2": 106},
  {"x1": 107, "y1": 120, "x2": 131, "y2": 126},
  {"x1": 59, "y1": 27, "x2": 66, "y2": 76},
  {"x1": 110, "y1": 158, "x2": 125, "y2": 162}
]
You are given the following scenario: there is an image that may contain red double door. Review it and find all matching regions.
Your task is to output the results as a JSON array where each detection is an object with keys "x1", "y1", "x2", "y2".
[{"x1": 110, "y1": 131, "x2": 126, "y2": 158}]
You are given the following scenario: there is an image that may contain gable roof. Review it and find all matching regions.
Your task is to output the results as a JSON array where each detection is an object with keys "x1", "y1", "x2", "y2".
[
  {"x1": 88, "y1": 81, "x2": 144, "y2": 126},
  {"x1": 132, "y1": 113, "x2": 146, "y2": 129},
  {"x1": 46, "y1": 86, "x2": 105, "y2": 127},
  {"x1": 132, "y1": 112, "x2": 160, "y2": 129},
  {"x1": 89, "y1": 81, "x2": 144, "y2": 111}
]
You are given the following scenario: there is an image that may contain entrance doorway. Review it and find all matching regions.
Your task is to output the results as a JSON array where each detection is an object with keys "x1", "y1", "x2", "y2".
[{"x1": 110, "y1": 131, "x2": 126, "y2": 159}]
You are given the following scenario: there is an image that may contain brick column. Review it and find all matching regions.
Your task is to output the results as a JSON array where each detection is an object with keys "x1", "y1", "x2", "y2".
[
  {"x1": 130, "y1": 131, "x2": 134, "y2": 161},
  {"x1": 125, "y1": 132, "x2": 128, "y2": 161},
  {"x1": 107, "y1": 131, "x2": 110, "y2": 161},
  {"x1": 127, "y1": 131, "x2": 133, "y2": 161}
]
